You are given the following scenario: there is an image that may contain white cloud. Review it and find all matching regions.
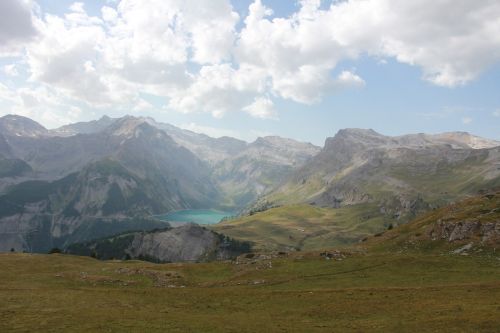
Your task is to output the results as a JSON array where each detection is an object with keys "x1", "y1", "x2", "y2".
[
  {"x1": 335, "y1": 71, "x2": 365, "y2": 88},
  {"x1": 3, "y1": 64, "x2": 19, "y2": 77},
  {"x1": 132, "y1": 98, "x2": 154, "y2": 112},
  {"x1": 235, "y1": 0, "x2": 500, "y2": 106},
  {"x1": 167, "y1": 63, "x2": 268, "y2": 118},
  {"x1": 26, "y1": 8, "x2": 116, "y2": 105},
  {"x1": 493, "y1": 110, "x2": 500, "y2": 117},
  {"x1": 101, "y1": 6, "x2": 118, "y2": 23},
  {"x1": 243, "y1": 97, "x2": 277, "y2": 119},
  {"x1": 0, "y1": 84, "x2": 83, "y2": 128},
  {"x1": 0, "y1": 83, "x2": 18, "y2": 103},
  {"x1": 1, "y1": 0, "x2": 500, "y2": 125},
  {"x1": 461, "y1": 117, "x2": 473, "y2": 124},
  {"x1": 0, "y1": 0, "x2": 38, "y2": 56},
  {"x1": 326, "y1": 0, "x2": 500, "y2": 87}
]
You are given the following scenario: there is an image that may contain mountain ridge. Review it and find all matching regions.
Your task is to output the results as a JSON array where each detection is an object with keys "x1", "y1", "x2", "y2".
[{"x1": 1, "y1": 114, "x2": 499, "y2": 253}]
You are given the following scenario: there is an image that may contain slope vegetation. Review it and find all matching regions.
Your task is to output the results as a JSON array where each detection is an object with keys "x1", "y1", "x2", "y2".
[
  {"x1": 212, "y1": 204, "x2": 391, "y2": 251},
  {"x1": 362, "y1": 191, "x2": 500, "y2": 254},
  {"x1": 0, "y1": 250, "x2": 499, "y2": 332}
]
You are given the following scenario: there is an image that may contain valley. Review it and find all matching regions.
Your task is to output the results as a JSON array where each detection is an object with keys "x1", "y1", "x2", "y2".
[
  {"x1": 2, "y1": 1, "x2": 500, "y2": 331},
  {"x1": 0, "y1": 114, "x2": 499, "y2": 257},
  {"x1": 0, "y1": 114, "x2": 499, "y2": 332}
]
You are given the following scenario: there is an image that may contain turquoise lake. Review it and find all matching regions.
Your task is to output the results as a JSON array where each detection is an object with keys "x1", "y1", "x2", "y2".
[{"x1": 156, "y1": 209, "x2": 235, "y2": 225}]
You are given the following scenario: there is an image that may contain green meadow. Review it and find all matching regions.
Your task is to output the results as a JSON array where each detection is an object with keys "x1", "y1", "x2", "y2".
[{"x1": 1, "y1": 251, "x2": 499, "y2": 332}]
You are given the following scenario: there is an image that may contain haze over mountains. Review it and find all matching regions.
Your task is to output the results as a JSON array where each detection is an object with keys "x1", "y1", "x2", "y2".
[
  {"x1": 211, "y1": 128, "x2": 500, "y2": 250},
  {"x1": 0, "y1": 114, "x2": 319, "y2": 252},
  {"x1": 0, "y1": 114, "x2": 499, "y2": 253}
]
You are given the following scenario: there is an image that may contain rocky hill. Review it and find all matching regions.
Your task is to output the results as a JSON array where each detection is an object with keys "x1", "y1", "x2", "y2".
[
  {"x1": 255, "y1": 129, "x2": 500, "y2": 221},
  {"x1": 66, "y1": 223, "x2": 251, "y2": 262},
  {"x1": 363, "y1": 191, "x2": 500, "y2": 254}
]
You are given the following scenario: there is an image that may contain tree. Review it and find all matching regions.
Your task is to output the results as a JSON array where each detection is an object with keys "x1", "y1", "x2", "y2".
[
  {"x1": 10, "y1": 248, "x2": 15, "y2": 253},
  {"x1": 48, "y1": 247, "x2": 62, "y2": 254}
]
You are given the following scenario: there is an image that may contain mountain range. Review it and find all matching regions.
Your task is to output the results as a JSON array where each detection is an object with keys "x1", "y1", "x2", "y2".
[
  {"x1": 0, "y1": 114, "x2": 318, "y2": 252},
  {"x1": 0, "y1": 114, "x2": 499, "y2": 253}
]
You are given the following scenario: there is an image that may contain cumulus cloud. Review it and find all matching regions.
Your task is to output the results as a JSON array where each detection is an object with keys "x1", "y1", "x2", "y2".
[
  {"x1": 236, "y1": 0, "x2": 500, "y2": 93},
  {"x1": 0, "y1": 0, "x2": 38, "y2": 56},
  {"x1": 243, "y1": 97, "x2": 277, "y2": 119},
  {"x1": 330, "y1": 0, "x2": 500, "y2": 87},
  {"x1": 1, "y1": 0, "x2": 500, "y2": 124},
  {"x1": 25, "y1": 4, "x2": 116, "y2": 105},
  {"x1": 3, "y1": 64, "x2": 19, "y2": 77},
  {"x1": 0, "y1": 83, "x2": 83, "y2": 128},
  {"x1": 167, "y1": 63, "x2": 268, "y2": 118}
]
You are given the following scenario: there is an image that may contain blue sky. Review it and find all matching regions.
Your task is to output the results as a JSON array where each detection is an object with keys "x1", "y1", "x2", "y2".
[{"x1": 0, "y1": 0, "x2": 499, "y2": 145}]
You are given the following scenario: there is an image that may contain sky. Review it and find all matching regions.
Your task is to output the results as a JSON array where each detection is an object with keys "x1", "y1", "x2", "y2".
[{"x1": 0, "y1": 0, "x2": 499, "y2": 145}]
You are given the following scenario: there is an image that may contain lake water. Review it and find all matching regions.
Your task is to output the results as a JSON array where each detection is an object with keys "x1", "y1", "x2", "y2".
[{"x1": 156, "y1": 209, "x2": 235, "y2": 225}]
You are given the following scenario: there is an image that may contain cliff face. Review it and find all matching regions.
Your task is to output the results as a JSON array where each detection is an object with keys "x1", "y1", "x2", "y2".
[
  {"x1": 128, "y1": 225, "x2": 232, "y2": 262},
  {"x1": 428, "y1": 220, "x2": 500, "y2": 244}
]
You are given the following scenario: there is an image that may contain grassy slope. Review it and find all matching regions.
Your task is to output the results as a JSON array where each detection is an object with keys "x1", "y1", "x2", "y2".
[
  {"x1": 1, "y1": 252, "x2": 499, "y2": 332},
  {"x1": 212, "y1": 154, "x2": 500, "y2": 252},
  {"x1": 362, "y1": 191, "x2": 500, "y2": 254},
  {"x1": 211, "y1": 204, "x2": 392, "y2": 251},
  {"x1": 262, "y1": 149, "x2": 500, "y2": 230},
  {"x1": 2, "y1": 193, "x2": 500, "y2": 332}
]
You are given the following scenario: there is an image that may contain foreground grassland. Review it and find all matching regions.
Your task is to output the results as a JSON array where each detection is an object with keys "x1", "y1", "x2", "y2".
[
  {"x1": 212, "y1": 204, "x2": 390, "y2": 251},
  {"x1": 1, "y1": 252, "x2": 499, "y2": 332}
]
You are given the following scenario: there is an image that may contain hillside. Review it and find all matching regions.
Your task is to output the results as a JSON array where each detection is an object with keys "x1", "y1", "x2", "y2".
[
  {"x1": 66, "y1": 223, "x2": 251, "y2": 262},
  {"x1": 211, "y1": 203, "x2": 391, "y2": 251},
  {"x1": 362, "y1": 191, "x2": 500, "y2": 254},
  {"x1": 0, "y1": 159, "x2": 175, "y2": 252},
  {"x1": 241, "y1": 129, "x2": 500, "y2": 245},
  {"x1": 260, "y1": 129, "x2": 500, "y2": 212}
]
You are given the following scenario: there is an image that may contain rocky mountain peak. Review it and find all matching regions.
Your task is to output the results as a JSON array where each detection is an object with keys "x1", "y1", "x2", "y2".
[
  {"x1": 324, "y1": 128, "x2": 499, "y2": 152},
  {"x1": 0, "y1": 114, "x2": 48, "y2": 137},
  {"x1": 107, "y1": 116, "x2": 158, "y2": 138},
  {"x1": 431, "y1": 132, "x2": 500, "y2": 149},
  {"x1": 324, "y1": 128, "x2": 388, "y2": 153},
  {"x1": 51, "y1": 115, "x2": 117, "y2": 137}
]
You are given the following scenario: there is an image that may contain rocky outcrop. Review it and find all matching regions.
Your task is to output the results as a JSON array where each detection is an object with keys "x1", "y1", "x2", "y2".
[
  {"x1": 128, "y1": 224, "x2": 236, "y2": 262},
  {"x1": 66, "y1": 224, "x2": 251, "y2": 263},
  {"x1": 429, "y1": 220, "x2": 500, "y2": 243}
]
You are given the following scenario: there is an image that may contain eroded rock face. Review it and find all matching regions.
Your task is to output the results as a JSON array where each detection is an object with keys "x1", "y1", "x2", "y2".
[
  {"x1": 66, "y1": 224, "x2": 249, "y2": 263},
  {"x1": 128, "y1": 224, "x2": 220, "y2": 262},
  {"x1": 429, "y1": 220, "x2": 500, "y2": 243}
]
